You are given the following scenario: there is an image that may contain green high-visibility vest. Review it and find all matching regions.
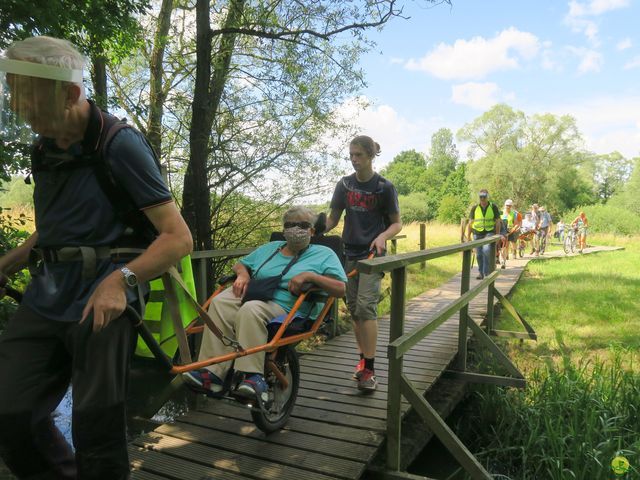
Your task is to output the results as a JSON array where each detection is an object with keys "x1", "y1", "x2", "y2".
[
  {"x1": 472, "y1": 204, "x2": 497, "y2": 232},
  {"x1": 135, "y1": 255, "x2": 199, "y2": 358}
]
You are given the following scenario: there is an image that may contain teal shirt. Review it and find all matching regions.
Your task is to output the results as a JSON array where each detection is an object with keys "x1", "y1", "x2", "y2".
[{"x1": 240, "y1": 241, "x2": 347, "y2": 318}]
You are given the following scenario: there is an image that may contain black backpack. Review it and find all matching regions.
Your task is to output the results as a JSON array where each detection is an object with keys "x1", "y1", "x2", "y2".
[{"x1": 28, "y1": 105, "x2": 160, "y2": 247}]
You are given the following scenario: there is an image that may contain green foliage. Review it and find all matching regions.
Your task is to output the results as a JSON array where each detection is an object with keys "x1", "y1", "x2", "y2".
[
  {"x1": 457, "y1": 354, "x2": 640, "y2": 479},
  {"x1": 610, "y1": 158, "x2": 640, "y2": 216},
  {"x1": 565, "y1": 204, "x2": 640, "y2": 235},
  {"x1": 398, "y1": 192, "x2": 433, "y2": 222},
  {"x1": 461, "y1": 105, "x2": 597, "y2": 214},
  {"x1": 0, "y1": 177, "x2": 34, "y2": 208},
  {"x1": 380, "y1": 150, "x2": 428, "y2": 195},
  {"x1": 590, "y1": 151, "x2": 633, "y2": 202},
  {"x1": 0, "y1": 211, "x2": 31, "y2": 331}
]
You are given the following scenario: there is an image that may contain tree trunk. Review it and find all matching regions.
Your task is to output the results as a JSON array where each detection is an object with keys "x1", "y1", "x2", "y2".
[
  {"x1": 182, "y1": 0, "x2": 245, "y2": 251},
  {"x1": 147, "y1": 0, "x2": 174, "y2": 156},
  {"x1": 90, "y1": 54, "x2": 108, "y2": 109}
]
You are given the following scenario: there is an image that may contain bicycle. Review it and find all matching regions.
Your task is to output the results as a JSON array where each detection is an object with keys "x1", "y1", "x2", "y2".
[
  {"x1": 563, "y1": 227, "x2": 578, "y2": 254},
  {"x1": 537, "y1": 227, "x2": 549, "y2": 255}
]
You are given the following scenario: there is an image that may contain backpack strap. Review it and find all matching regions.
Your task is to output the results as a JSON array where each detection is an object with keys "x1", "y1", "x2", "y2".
[{"x1": 92, "y1": 110, "x2": 160, "y2": 245}]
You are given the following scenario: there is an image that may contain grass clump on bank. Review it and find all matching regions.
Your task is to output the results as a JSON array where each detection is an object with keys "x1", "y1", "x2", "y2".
[{"x1": 456, "y1": 352, "x2": 640, "y2": 479}]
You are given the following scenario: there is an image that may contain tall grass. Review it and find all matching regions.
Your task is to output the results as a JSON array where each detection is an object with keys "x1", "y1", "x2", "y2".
[{"x1": 456, "y1": 351, "x2": 640, "y2": 479}]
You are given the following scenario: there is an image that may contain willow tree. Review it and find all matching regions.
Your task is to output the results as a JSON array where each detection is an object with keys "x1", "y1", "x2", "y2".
[{"x1": 109, "y1": 1, "x2": 450, "y2": 253}]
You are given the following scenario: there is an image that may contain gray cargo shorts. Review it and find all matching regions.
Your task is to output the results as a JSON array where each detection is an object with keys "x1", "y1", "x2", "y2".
[{"x1": 345, "y1": 258, "x2": 383, "y2": 321}]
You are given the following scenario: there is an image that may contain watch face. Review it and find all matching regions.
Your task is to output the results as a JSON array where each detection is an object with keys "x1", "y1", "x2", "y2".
[{"x1": 125, "y1": 274, "x2": 137, "y2": 287}]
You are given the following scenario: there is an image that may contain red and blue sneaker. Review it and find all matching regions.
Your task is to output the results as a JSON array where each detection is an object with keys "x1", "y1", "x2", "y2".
[
  {"x1": 182, "y1": 368, "x2": 224, "y2": 397},
  {"x1": 235, "y1": 373, "x2": 269, "y2": 405}
]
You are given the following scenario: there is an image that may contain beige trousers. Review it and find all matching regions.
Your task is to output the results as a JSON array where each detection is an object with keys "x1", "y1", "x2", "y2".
[{"x1": 198, "y1": 287, "x2": 285, "y2": 378}]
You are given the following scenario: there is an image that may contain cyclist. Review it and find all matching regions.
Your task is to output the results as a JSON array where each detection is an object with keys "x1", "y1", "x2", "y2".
[
  {"x1": 571, "y1": 211, "x2": 589, "y2": 253},
  {"x1": 536, "y1": 206, "x2": 552, "y2": 255}
]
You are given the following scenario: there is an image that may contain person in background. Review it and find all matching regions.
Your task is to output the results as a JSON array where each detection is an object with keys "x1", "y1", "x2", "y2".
[
  {"x1": 325, "y1": 135, "x2": 401, "y2": 392},
  {"x1": 556, "y1": 219, "x2": 565, "y2": 242},
  {"x1": 536, "y1": 206, "x2": 552, "y2": 255},
  {"x1": 466, "y1": 189, "x2": 501, "y2": 280},
  {"x1": 502, "y1": 199, "x2": 521, "y2": 259},
  {"x1": 571, "y1": 211, "x2": 589, "y2": 253}
]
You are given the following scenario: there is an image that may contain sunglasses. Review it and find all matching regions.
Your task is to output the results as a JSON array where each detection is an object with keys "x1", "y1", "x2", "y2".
[
  {"x1": 479, "y1": 194, "x2": 488, "y2": 198},
  {"x1": 284, "y1": 221, "x2": 312, "y2": 229}
]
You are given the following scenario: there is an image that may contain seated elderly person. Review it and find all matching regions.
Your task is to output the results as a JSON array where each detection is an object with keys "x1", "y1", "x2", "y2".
[{"x1": 183, "y1": 206, "x2": 347, "y2": 402}]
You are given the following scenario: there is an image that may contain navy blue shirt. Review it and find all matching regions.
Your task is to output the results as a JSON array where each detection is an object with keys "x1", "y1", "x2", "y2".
[
  {"x1": 23, "y1": 102, "x2": 172, "y2": 322},
  {"x1": 330, "y1": 173, "x2": 399, "y2": 259}
]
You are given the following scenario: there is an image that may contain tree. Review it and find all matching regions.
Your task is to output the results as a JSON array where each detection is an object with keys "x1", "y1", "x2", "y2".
[
  {"x1": 462, "y1": 106, "x2": 590, "y2": 214},
  {"x1": 428, "y1": 127, "x2": 458, "y2": 179},
  {"x1": 456, "y1": 104, "x2": 525, "y2": 159},
  {"x1": 380, "y1": 150, "x2": 428, "y2": 195},
  {"x1": 610, "y1": 157, "x2": 640, "y2": 215},
  {"x1": 0, "y1": 0, "x2": 150, "y2": 108},
  {"x1": 590, "y1": 151, "x2": 633, "y2": 202},
  {"x1": 437, "y1": 163, "x2": 470, "y2": 223}
]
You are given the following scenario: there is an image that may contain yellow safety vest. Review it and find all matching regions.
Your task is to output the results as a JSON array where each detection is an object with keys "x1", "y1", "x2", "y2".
[
  {"x1": 472, "y1": 204, "x2": 496, "y2": 232},
  {"x1": 502, "y1": 210, "x2": 516, "y2": 229}
]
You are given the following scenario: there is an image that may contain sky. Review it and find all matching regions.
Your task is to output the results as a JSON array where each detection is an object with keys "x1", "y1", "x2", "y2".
[{"x1": 343, "y1": 0, "x2": 640, "y2": 168}]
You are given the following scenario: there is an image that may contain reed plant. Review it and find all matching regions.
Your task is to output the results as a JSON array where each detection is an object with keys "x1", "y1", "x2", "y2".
[{"x1": 456, "y1": 351, "x2": 640, "y2": 479}]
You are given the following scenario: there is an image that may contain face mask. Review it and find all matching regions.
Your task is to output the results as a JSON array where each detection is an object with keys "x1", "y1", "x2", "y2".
[{"x1": 284, "y1": 226, "x2": 311, "y2": 251}]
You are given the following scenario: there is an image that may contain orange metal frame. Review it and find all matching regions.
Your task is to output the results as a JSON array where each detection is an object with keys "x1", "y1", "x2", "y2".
[
  {"x1": 167, "y1": 251, "x2": 374, "y2": 376},
  {"x1": 168, "y1": 283, "x2": 336, "y2": 375}
]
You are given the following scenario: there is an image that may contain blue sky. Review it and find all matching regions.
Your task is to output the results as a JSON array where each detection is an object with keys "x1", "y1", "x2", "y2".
[{"x1": 345, "y1": 0, "x2": 640, "y2": 167}]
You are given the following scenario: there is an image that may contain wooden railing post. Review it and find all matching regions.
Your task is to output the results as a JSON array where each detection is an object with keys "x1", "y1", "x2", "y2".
[
  {"x1": 420, "y1": 223, "x2": 426, "y2": 270},
  {"x1": 456, "y1": 249, "x2": 472, "y2": 371},
  {"x1": 197, "y1": 258, "x2": 207, "y2": 304},
  {"x1": 486, "y1": 240, "x2": 496, "y2": 333},
  {"x1": 390, "y1": 238, "x2": 397, "y2": 255},
  {"x1": 386, "y1": 266, "x2": 406, "y2": 472}
]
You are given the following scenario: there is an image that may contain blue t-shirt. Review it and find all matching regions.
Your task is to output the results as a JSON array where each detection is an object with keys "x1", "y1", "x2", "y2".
[
  {"x1": 23, "y1": 101, "x2": 172, "y2": 322},
  {"x1": 240, "y1": 241, "x2": 347, "y2": 318}
]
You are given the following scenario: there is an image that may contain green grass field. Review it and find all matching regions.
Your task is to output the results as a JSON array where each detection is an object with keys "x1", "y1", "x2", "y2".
[{"x1": 497, "y1": 234, "x2": 640, "y2": 370}]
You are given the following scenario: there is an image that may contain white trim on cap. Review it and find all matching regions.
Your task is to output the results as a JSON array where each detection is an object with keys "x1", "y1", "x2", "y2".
[{"x1": 0, "y1": 58, "x2": 82, "y2": 83}]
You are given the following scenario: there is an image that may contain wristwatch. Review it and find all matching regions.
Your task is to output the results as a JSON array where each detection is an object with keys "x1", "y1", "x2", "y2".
[{"x1": 120, "y1": 266, "x2": 138, "y2": 288}]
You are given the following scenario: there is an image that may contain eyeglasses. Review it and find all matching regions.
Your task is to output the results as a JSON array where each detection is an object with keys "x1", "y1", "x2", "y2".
[{"x1": 284, "y1": 221, "x2": 312, "y2": 229}]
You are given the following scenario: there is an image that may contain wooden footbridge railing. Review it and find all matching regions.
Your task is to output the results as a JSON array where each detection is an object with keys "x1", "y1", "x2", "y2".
[{"x1": 357, "y1": 236, "x2": 535, "y2": 480}]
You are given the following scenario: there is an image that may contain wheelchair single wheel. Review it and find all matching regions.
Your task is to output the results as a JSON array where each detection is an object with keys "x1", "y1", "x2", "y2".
[
  {"x1": 518, "y1": 241, "x2": 525, "y2": 258},
  {"x1": 251, "y1": 345, "x2": 299, "y2": 433}
]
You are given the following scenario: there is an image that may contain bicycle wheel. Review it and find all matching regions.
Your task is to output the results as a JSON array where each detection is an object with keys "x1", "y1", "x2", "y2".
[
  {"x1": 570, "y1": 235, "x2": 576, "y2": 253},
  {"x1": 251, "y1": 345, "x2": 299, "y2": 433},
  {"x1": 563, "y1": 235, "x2": 571, "y2": 254},
  {"x1": 539, "y1": 232, "x2": 547, "y2": 254}
]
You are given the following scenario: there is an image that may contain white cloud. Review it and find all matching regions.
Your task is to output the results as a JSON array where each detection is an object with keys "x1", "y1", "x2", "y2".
[
  {"x1": 568, "y1": 0, "x2": 630, "y2": 17},
  {"x1": 451, "y1": 82, "x2": 515, "y2": 110},
  {"x1": 616, "y1": 38, "x2": 632, "y2": 50},
  {"x1": 567, "y1": 46, "x2": 603, "y2": 73},
  {"x1": 565, "y1": 0, "x2": 631, "y2": 44},
  {"x1": 404, "y1": 28, "x2": 540, "y2": 80},
  {"x1": 328, "y1": 96, "x2": 446, "y2": 167},
  {"x1": 544, "y1": 95, "x2": 640, "y2": 157},
  {"x1": 624, "y1": 56, "x2": 640, "y2": 70}
]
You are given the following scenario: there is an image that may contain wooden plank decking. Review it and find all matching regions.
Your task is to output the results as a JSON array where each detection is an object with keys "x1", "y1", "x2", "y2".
[{"x1": 129, "y1": 246, "x2": 620, "y2": 480}]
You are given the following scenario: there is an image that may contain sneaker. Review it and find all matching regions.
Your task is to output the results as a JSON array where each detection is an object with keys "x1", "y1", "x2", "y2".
[
  {"x1": 182, "y1": 369, "x2": 224, "y2": 397},
  {"x1": 475, "y1": 274, "x2": 484, "y2": 280},
  {"x1": 235, "y1": 373, "x2": 270, "y2": 404},
  {"x1": 353, "y1": 358, "x2": 365, "y2": 380},
  {"x1": 357, "y1": 368, "x2": 378, "y2": 392},
  {"x1": 501, "y1": 263, "x2": 506, "y2": 269}
]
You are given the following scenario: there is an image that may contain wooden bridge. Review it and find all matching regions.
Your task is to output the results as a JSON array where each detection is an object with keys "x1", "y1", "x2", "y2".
[{"x1": 128, "y1": 244, "x2": 619, "y2": 480}]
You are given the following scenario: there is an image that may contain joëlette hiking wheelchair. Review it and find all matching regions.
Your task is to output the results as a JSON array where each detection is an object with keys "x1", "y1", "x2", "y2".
[
  {"x1": 517, "y1": 229, "x2": 537, "y2": 257},
  {"x1": 130, "y1": 226, "x2": 351, "y2": 434}
]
